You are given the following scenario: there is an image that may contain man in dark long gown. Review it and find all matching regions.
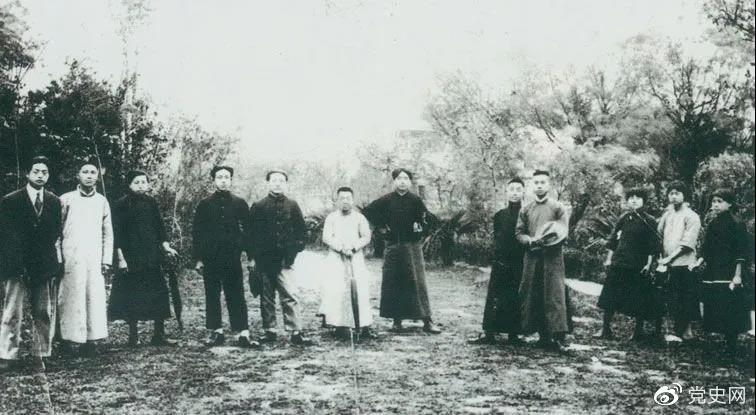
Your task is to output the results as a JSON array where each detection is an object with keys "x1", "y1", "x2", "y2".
[
  {"x1": 469, "y1": 177, "x2": 526, "y2": 345},
  {"x1": 109, "y1": 170, "x2": 179, "y2": 346},
  {"x1": 363, "y1": 168, "x2": 441, "y2": 334}
]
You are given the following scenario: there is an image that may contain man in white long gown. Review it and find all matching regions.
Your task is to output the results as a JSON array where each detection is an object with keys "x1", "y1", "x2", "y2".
[
  {"x1": 59, "y1": 161, "x2": 114, "y2": 356},
  {"x1": 320, "y1": 187, "x2": 376, "y2": 340}
]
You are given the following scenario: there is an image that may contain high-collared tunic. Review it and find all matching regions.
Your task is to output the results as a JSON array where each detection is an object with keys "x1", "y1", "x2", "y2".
[
  {"x1": 59, "y1": 187, "x2": 113, "y2": 343},
  {"x1": 364, "y1": 191, "x2": 432, "y2": 320},
  {"x1": 483, "y1": 202, "x2": 525, "y2": 333},
  {"x1": 319, "y1": 209, "x2": 373, "y2": 328},
  {"x1": 515, "y1": 197, "x2": 569, "y2": 335}
]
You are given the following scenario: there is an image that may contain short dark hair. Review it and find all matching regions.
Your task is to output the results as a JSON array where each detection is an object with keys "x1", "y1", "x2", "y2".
[
  {"x1": 336, "y1": 186, "x2": 354, "y2": 195},
  {"x1": 666, "y1": 180, "x2": 687, "y2": 199},
  {"x1": 391, "y1": 168, "x2": 413, "y2": 180},
  {"x1": 710, "y1": 188, "x2": 736, "y2": 207},
  {"x1": 210, "y1": 165, "x2": 234, "y2": 179},
  {"x1": 26, "y1": 156, "x2": 50, "y2": 172},
  {"x1": 79, "y1": 158, "x2": 100, "y2": 171},
  {"x1": 532, "y1": 169, "x2": 550, "y2": 177},
  {"x1": 624, "y1": 187, "x2": 647, "y2": 201},
  {"x1": 507, "y1": 177, "x2": 524, "y2": 186},
  {"x1": 266, "y1": 169, "x2": 288, "y2": 181},
  {"x1": 126, "y1": 170, "x2": 148, "y2": 186}
]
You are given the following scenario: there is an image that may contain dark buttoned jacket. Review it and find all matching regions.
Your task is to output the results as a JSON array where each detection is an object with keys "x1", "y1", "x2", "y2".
[
  {"x1": 247, "y1": 193, "x2": 306, "y2": 274},
  {"x1": 0, "y1": 187, "x2": 62, "y2": 285},
  {"x1": 192, "y1": 190, "x2": 250, "y2": 262}
]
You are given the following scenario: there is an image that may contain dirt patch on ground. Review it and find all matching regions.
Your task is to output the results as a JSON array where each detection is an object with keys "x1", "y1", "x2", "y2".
[{"x1": 1, "y1": 252, "x2": 754, "y2": 414}]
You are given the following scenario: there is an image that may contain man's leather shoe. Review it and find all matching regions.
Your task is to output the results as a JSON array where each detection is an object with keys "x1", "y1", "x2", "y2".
[
  {"x1": 151, "y1": 336, "x2": 178, "y2": 346},
  {"x1": 507, "y1": 335, "x2": 524, "y2": 345},
  {"x1": 237, "y1": 335, "x2": 260, "y2": 349},
  {"x1": 260, "y1": 331, "x2": 278, "y2": 343},
  {"x1": 205, "y1": 332, "x2": 225, "y2": 347},
  {"x1": 423, "y1": 324, "x2": 442, "y2": 334},
  {"x1": 467, "y1": 334, "x2": 497, "y2": 345},
  {"x1": 0, "y1": 359, "x2": 15, "y2": 372},
  {"x1": 290, "y1": 333, "x2": 314, "y2": 346},
  {"x1": 360, "y1": 328, "x2": 378, "y2": 340}
]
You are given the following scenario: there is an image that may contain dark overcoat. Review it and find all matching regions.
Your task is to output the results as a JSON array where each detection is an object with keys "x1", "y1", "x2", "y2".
[{"x1": 0, "y1": 187, "x2": 62, "y2": 285}]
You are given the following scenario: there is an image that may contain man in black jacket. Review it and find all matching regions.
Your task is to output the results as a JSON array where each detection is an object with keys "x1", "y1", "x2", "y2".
[
  {"x1": 193, "y1": 166, "x2": 258, "y2": 348},
  {"x1": 248, "y1": 170, "x2": 312, "y2": 346},
  {"x1": 0, "y1": 156, "x2": 62, "y2": 371}
]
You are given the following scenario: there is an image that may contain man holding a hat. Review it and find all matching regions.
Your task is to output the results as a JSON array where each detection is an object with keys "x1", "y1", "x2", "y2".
[{"x1": 515, "y1": 170, "x2": 570, "y2": 353}]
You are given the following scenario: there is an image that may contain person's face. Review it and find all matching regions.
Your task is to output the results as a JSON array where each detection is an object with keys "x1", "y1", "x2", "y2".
[
  {"x1": 78, "y1": 164, "x2": 99, "y2": 188},
  {"x1": 213, "y1": 169, "x2": 232, "y2": 192},
  {"x1": 267, "y1": 172, "x2": 288, "y2": 194},
  {"x1": 506, "y1": 182, "x2": 524, "y2": 203},
  {"x1": 129, "y1": 175, "x2": 150, "y2": 194},
  {"x1": 27, "y1": 163, "x2": 49, "y2": 188},
  {"x1": 626, "y1": 195, "x2": 644, "y2": 210},
  {"x1": 532, "y1": 174, "x2": 550, "y2": 197},
  {"x1": 710, "y1": 196, "x2": 731, "y2": 214},
  {"x1": 393, "y1": 172, "x2": 411, "y2": 192},
  {"x1": 667, "y1": 189, "x2": 684, "y2": 205},
  {"x1": 337, "y1": 191, "x2": 354, "y2": 212}
]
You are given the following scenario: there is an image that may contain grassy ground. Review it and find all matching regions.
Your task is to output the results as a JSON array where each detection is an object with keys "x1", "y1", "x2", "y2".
[{"x1": 1, "y1": 252, "x2": 754, "y2": 414}]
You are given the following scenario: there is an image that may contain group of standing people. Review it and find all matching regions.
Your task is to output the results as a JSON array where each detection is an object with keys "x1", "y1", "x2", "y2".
[
  {"x1": 473, "y1": 174, "x2": 753, "y2": 355},
  {"x1": 0, "y1": 154, "x2": 751, "y2": 372},
  {"x1": 0, "y1": 156, "x2": 181, "y2": 372}
]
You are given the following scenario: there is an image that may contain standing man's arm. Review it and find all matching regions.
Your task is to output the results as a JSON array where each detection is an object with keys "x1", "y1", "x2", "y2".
[
  {"x1": 246, "y1": 203, "x2": 257, "y2": 262},
  {"x1": 515, "y1": 207, "x2": 532, "y2": 246},
  {"x1": 236, "y1": 198, "x2": 250, "y2": 258},
  {"x1": 101, "y1": 200, "x2": 114, "y2": 271},
  {"x1": 291, "y1": 201, "x2": 306, "y2": 253},
  {"x1": 356, "y1": 214, "x2": 373, "y2": 252},
  {"x1": 192, "y1": 200, "x2": 207, "y2": 272}
]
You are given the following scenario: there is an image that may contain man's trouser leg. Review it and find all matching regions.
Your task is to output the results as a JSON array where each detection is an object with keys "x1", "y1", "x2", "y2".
[
  {"x1": 260, "y1": 271, "x2": 278, "y2": 331},
  {"x1": 0, "y1": 278, "x2": 55, "y2": 360},
  {"x1": 202, "y1": 267, "x2": 223, "y2": 330},
  {"x1": 0, "y1": 279, "x2": 24, "y2": 360},
  {"x1": 277, "y1": 268, "x2": 301, "y2": 332},
  {"x1": 220, "y1": 261, "x2": 249, "y2": 332}
]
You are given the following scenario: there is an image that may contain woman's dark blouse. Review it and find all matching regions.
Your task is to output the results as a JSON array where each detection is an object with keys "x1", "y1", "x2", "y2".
[
  {"x1": 113, "y1": 193, "x2": 167, "y2": 271},
  {"x1": 364, "y1": 191, "x2": 428, "y2": 244},
  {"x1": 606, "y1": 210, "x2": 659, "y2": 269}
]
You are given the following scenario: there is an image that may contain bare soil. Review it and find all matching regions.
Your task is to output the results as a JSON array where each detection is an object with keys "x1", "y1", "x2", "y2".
[{"x1": 1, "y1": 252, "x2": 753, "y2": 414}]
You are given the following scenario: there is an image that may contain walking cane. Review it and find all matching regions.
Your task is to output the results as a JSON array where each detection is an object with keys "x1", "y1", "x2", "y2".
[
  {"x1": 340, "y1": 251, "x2": 361, "y2": 413},
  {"x1": 166, "y1": 255, "x2": 184, "y2": 332}
]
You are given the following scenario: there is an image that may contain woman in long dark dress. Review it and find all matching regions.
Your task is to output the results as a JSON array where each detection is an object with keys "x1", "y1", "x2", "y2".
[
  {"x1": 108, "y1": 171, "x2": 179, "y2": 346},
  {"x1": 363, "y1": 168, "x2": 441, "y2": 334},
  {"x1": 596, "y1": 187, "x2": 661, "y2": 341},
  {"x1": 697, "y1": 188, "x2": 751, "y2": 351}
]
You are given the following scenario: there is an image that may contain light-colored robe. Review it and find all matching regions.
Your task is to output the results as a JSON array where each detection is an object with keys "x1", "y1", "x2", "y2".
[
  {"x1": 319, "y1": 209, "x2": 373, "y2": 328},
  {"x1": 59, "y1": 187, "x2": 113, "y2": 343}
]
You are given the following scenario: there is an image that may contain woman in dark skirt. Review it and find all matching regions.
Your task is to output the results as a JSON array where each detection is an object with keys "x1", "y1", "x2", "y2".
[
  {"x1": 363, "y1": 168, "x2": 441, "y2": 334},
  {"x1": 597, "y1": 187, "x2": 662, "y2": 341},
  {"x1": 697, "y1": 188, "x2": 751, "y2": 351},
  {"x1": 108, "y1": 171, "x2": 179, "y2": 346}
]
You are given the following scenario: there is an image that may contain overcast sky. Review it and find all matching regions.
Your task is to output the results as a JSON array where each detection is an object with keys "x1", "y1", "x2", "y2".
[{"x1": 20, "y1": 0, "x2": 709, "y2": 162}]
